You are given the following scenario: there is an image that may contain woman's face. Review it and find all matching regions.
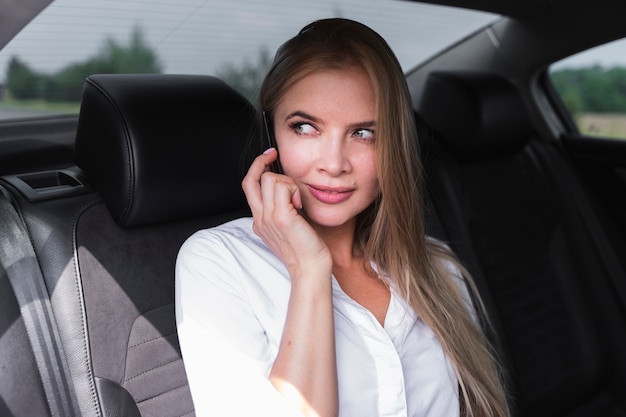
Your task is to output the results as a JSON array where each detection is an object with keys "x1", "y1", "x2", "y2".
[{"x1": 272, "y1": 67, "x2": 379, "y2": 231}]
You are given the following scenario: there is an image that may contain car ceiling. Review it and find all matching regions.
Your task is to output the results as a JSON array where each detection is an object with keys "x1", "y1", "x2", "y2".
[
  {"x1": 0, "y1": 0, "x2": 52, "y2": 50},
  {"x1": 417, "y1": 0, "x2": 626, "y2": 51},
  {"x1": 402, "y1": 0, "x2": 626, "y2": 84},
  {"x1": 417, "y1": 0, "x2": 624, "y2": 20}
]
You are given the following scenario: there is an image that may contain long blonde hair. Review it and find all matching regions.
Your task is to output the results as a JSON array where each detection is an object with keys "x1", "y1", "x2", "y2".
[{"x1": 259, "y1": 18, "x2": 509, "y2": 417}]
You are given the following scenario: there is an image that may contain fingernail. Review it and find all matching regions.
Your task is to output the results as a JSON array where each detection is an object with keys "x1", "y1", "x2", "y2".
[{"x1": 263, "y1": 147, "x2": 275, "y2": 155}]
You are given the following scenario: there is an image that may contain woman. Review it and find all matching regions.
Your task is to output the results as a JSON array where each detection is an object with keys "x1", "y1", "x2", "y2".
[{"x1": 176, "y1": 18, "x2": 509, "y2": 417}]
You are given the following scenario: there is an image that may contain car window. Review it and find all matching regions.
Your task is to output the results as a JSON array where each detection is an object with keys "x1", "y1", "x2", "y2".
[
  {"x1": 0, "y1": 0, "x2": 496, "y2": 121},
  {"x1": 549, "y1": 37, "x2": 626, "y2": 140}
]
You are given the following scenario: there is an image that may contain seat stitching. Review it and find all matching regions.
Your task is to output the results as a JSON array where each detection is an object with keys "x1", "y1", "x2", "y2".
[
  {"x1": 128, "y1": 331, "x2": 177, "y2": 349},
  {"x1": 124, "y1": 357, "x2": 182, "y2": 382},
  {"x1": 172, "y1": 411, "x2": 195, "y2": 417},
  {"x1": 134, "y1": 381, "x2": 191, "y2": 403}
]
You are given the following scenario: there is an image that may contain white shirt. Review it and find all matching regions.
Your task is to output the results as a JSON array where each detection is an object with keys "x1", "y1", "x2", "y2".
[{"x1": 175, "y1": 217, "x2": 470, "y2": 417}]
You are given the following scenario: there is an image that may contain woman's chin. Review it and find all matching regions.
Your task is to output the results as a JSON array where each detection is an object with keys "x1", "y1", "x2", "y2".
[{"x1": 301, "y1": 209, "x2": 357, "y2": 231}]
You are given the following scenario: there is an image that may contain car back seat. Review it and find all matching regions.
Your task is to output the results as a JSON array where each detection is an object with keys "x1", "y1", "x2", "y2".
[
  {"x1": 417, "y1": 71, "x2": 626, "y2": 417},
  {"x1": 1, "y1": 74, "x2": 256, "y2": 417}
]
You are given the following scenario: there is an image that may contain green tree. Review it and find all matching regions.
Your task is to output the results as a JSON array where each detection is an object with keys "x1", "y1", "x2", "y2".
[
  {"x1": 560, "y1": 89, "x2": 583, "y2": 117},
  {"x1": 43, "y1": 27, "x2": 162, "y2": 102},
  {"x1": 551, "y1": 65, "x2": 626, "y2": 114},
  {"x1": 607, "y1": 67, "x2": 626, "y2": 111},
  {"x1": 217, "y1": 47, "x2": 272, "y2": 105},
  {"x1": 6, "y1": 56, "x2": 41, "y2": 100},
  {"x1": 98, "y1": 26, "x2": 162, "y2": 74},
  {"x1": 44, "y1": 59, "x2": 105, "y2": 102},
  {"x1": 578, "y1": 66, "x2": 613, "y2": 112},
  {"x1": 6, "y1": 25, "x2": 162, "y2": 103}
]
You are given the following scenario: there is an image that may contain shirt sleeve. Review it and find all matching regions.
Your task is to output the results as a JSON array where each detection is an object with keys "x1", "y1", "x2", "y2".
[{"x1": 175, "y1": 229, "x2": 304, "y2": 417}]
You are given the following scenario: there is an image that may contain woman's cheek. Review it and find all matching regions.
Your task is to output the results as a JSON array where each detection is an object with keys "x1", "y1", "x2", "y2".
[{"x1": 277, "y1": 144, "x2": 310, "y2": 178}]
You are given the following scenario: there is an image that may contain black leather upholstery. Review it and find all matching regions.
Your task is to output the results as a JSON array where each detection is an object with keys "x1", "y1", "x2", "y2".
[
  {"x1": 75, "y1": 74, "x2": 256, "y2": 227},
  {"x1": 418, "y1": 72, "x2": 626, "y2": 417},
  {"x1": 3, "y1": 74, "x2": 256, "y2": 417},
  {"x1": 419, "y1": 71, "x2": 531, "y2": 162}
]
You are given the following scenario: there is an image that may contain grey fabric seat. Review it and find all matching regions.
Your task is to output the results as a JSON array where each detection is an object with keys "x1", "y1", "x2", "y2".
[{"x1": 3, "y1": 74, "x2": 256, "y2": 417}]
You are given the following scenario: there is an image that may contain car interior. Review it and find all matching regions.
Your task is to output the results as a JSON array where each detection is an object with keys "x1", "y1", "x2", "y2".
[{"x1": 1, "y1": 0, "x2": 626, "y2": 417}]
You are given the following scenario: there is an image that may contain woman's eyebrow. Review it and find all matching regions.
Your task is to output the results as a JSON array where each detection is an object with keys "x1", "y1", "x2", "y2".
[
  {"x1": 285, "y1": 111, "x2": 376, "y2": 129},
  {"x1": 284, "y1": 111, "x2": 321, "y2": 123},
  {"x1": 348, "y1": 120, "x2": 376, "y2": 129}
]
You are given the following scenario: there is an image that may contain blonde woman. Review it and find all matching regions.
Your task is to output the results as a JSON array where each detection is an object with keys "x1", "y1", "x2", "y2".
[{"x1": 176, "y1": 18, "x2": 509, "y2": 417}]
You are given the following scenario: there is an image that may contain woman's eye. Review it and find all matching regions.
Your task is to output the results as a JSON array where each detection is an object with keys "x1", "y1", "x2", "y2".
[
  {"x1": 354, "y1": 128, "x2": 375, "y2": 143},
  {"x1": 292, "y1": 122, "x2": 317, "y2": 135}
]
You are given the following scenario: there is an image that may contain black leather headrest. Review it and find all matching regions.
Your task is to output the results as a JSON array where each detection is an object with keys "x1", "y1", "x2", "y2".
[
  {"x1": 75, "y1": 74, "x2": 257, "y2": 227},
  {"x1": 418, "y1": 71, "x2": 532, "y2": 162}
]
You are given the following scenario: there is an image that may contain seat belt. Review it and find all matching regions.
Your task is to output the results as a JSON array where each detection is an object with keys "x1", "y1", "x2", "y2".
[{"x1": 0, "y1": 188, "x2": 81, "y2": 417}]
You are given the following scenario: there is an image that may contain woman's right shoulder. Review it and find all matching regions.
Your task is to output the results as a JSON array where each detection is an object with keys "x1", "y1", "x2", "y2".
[
  {"x1": 176, "y1": 216, "x2": 283, "y2": 282},
  {"x1": 180, "y1": 217, "x2": 258, "y2": 255},
  {"x1": 187, "y1": 216, "x2": 252, "y2": 238},
  {"x1": 176, "y1": 216, "x2": 291, "y2": 310}
]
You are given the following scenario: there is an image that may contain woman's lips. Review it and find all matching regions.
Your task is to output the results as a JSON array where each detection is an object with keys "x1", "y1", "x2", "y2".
[{"x1": 307, "y1": 184, "x2": 354, "y2": 204}]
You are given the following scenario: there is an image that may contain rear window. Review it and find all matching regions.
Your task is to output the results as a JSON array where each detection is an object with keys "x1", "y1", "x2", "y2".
[{"x1": 0, "y1": 0, "x2": 496, "y2": 121}]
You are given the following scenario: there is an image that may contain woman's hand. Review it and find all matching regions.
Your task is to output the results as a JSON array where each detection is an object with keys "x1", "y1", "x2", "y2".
[{"x1": 242, "y1": 148, "x2": 332, "y2": 280}]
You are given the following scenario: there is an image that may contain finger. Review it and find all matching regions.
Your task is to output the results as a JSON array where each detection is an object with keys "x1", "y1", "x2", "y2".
[
  {"x1": 242, "y1": 148, "x2": 278, "y2": 187},
  {"x1": 242, "y1": 149, "x2": 279, "y2": 214},
  {"x1": 259, "y1": 171, "x2": 279, "y2": 226},
  {"x1": 260, "y1": 147, "x2": 279, "y2": 171},
  {"x1": 274, "y1": 181, "x2": 301, "y2": 213},
  {"x1": 272, "y1": 178, "x2": 302, "y2": 224},
  {"x1": 291, "y1": 188, "x2": 303, "y2": 211}
]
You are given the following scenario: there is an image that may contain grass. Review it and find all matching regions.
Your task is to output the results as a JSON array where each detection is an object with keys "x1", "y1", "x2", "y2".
[
  {"x1": 576, "y1": 113, "x2": 626, "y2": 139},
  {"x1": 0, "y1": 97, "x2": 80, "y2": 115}
]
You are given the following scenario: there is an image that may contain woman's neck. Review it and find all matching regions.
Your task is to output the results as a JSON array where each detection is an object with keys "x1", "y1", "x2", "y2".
[
  {"x1": 316, "y1": 219, "x2": 389, "y2": 326},
  {"x1": 312, "y1": 219, "x2": 360, "y2": 268}
]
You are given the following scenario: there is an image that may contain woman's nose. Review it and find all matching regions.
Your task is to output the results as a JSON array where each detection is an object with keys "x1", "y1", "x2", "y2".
[{"x1": 316, "y1": 134, "x2": 351, "y2": 176}]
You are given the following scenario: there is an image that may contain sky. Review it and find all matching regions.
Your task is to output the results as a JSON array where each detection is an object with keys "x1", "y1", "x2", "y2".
[
  {"x1": 552, "y1": 38, "x2": 626, "y2": 69},
  {"x1": 0, "y1": 0, "x2": 625, "y2": 83}
]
